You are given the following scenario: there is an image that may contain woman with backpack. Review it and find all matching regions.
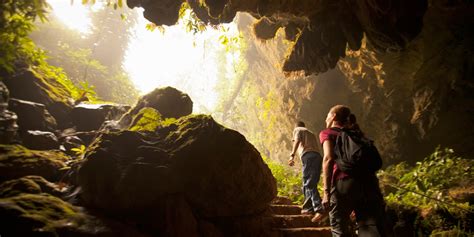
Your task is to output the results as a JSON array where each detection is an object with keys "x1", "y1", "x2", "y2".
[{"x1": 320, "y1": 105, "x2": 386, "y2": 237}]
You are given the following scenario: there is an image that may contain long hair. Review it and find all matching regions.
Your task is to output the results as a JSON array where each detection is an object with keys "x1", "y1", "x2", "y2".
[{"x1": 329, "y1": 105, "x2": 363, "y2": 134}]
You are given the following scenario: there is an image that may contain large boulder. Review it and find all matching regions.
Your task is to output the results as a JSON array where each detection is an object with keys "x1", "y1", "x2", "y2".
[
  {"x1": 78, "y1": 115, "x2": 276, "y2": 218},
  {"x1": 0, "y1": 144, "x2": 69, "y2": 182},
  {"x1": 71, "y1": 103, "x2": 130, "y2": 131},
  {"x1": 2, "y1": 67, "x2": 74, "y2": 128},
  {"x1": 119, "y1": 87, "x2": 193, "y2": 127},
  {"x1": 8, "y1": 98, "x2": 57, "y2": 132}
]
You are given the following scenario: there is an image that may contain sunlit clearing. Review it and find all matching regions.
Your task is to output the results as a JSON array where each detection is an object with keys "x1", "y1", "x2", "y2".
[
  {"x1": 47, "y1": 0, "x2": 101, "y2": 34},
  {"x1": 125, "y1": 8, "x2": 241, "y2": 113}
]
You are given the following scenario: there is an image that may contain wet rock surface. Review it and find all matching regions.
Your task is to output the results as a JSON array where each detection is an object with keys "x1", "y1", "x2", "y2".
[
  {"x1": 21, "y1": 130, "x2": 60, "y2": 150},
  {"x1": 71, "y1": 103, "x2": 130, "y2": 131},
  {"x1": 8, "y1": 98, "x2": 57, "y2": 132}
]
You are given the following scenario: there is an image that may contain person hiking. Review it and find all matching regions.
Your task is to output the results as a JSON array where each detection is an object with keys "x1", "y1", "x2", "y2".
[
  {"x1": 320, "y1": 105, "x2": 386, "y2": 237},
  {"x1": 288, "y1": 121, "x2": 326, "y2": 222}
]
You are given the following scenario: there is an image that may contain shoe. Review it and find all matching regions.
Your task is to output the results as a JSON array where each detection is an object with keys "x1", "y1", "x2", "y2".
[
  {"x1": 300, "y1": 209, "x2": 314, "y2": 215},
  {"x1": 311, "y1": 212, "x2": 327, "y2": 223}
]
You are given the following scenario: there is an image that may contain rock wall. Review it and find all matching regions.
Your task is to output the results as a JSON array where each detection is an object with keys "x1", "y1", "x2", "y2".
[
  {"x1": 220, "y1": 1, "x2": 473, "y2": 164},
  {"x1": 129, "y1": 0, "x2": 428, "y2": 75}
]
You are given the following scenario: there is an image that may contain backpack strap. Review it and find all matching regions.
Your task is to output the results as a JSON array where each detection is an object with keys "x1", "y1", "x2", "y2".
[{"x1": 329, "y1": 127, "x2": 343, "y2": 132}]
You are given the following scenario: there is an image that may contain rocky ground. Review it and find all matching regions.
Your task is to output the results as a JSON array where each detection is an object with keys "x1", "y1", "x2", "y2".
[{"x1": 0, "y1": 73, "x2": 286, "y2": 236}]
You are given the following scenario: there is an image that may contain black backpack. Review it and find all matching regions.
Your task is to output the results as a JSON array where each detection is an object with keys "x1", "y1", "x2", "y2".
[{"x1": 331, "y1": 127, "x2": 383, "y2": 176}]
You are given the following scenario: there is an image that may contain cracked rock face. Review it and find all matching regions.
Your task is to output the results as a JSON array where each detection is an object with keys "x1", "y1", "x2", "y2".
[{"x1": 128, "y1": 0, "x2": 428, "y2": 74}]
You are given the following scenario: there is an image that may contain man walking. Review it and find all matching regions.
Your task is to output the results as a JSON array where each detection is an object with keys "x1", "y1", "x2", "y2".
[{"x1": 289, "y1": 121, "x2": 325, "y2": 222}]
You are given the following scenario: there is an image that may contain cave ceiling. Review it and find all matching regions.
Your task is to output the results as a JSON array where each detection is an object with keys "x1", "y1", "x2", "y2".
[{"x1": 127, "y1": 0, "x2": 428, "y2": 75}]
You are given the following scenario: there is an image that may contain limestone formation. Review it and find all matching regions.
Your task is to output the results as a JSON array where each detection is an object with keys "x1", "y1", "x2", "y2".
[{"x1": 128, "y1": 0, "x2": 428, "y2": 74}]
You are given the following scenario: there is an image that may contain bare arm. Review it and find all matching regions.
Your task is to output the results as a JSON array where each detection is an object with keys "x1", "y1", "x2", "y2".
[
  {"x1": 322, "y1": 140, "x2": 335, "y2": 206},
  {"x1": 288, "y1": 139, "x2": 301, "y2": 166},
  {"x1": 290, "y1": 139, "x2": 300, "y2": 157}
]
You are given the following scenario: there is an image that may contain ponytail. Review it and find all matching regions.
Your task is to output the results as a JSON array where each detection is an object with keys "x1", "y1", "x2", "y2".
[
  {"x1": 347, "y1": 113, "x2": 364, "y2": 134},
  {"x1": 329, "y1": 105, "x2": 364, "y2": 134}
]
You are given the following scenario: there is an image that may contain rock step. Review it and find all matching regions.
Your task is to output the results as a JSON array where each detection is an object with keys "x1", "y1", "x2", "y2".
[
  {"x1": 272, "y1": 215, "x2": 321, "y2": 228},
  {"x1": 275, "y1": 227, "x2": 332, "y2": 237},
  {"x1": 270, "y1": 204, "x2": 302, "y2": 215}
]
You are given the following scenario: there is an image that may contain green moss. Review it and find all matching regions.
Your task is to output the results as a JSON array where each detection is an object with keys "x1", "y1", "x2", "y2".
[
  {"x1": 0, "y1": 145, "x2": 69, "y2": 182},
  {"x1": 0, "y1": 193, "x2": 84, "y2": 234},
  {"x1": 0, "y1": 144, "x2": 69, "y2": 165},
  {"x1": 129, "y1": 107, "x2": 163, "y2": 132},
  {"x1": 0, "y1": 176, "x2": 61, "y2": 198},
  {"x1": 162, "y1": 114, "x2": 217, "y2": 141},
  {"x1": 0, "y1": 178, "x2": 41, "y2": 198}
]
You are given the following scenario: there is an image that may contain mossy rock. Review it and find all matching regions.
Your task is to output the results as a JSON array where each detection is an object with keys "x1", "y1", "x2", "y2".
[
  {"x1": 2, "y1": 67, "x2": 74, "y2": 128},
  {"x1": 0, "y1": 144, "x2": 69, "y2": 183},
  {"x1": 119, "y1": 87, "x2": 192, "y2": 128},
  {"x1": 0, "y1": 176, "x2": 62, "y2": 198},
  {"x1": 0, "y1": 192, "x2": 150, "y2": 236},
  {"x1": 0, "y1": 193, "x2": 83, "y2": 236},
  {"x1": 78, "y1": 114, "x2": 277, "y2": 217},
  {"x1": 129, "y1": 107, "x2": 163, "y2": 132}
]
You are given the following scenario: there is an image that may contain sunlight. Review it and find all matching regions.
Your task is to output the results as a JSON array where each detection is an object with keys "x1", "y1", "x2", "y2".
[
  {"x1": 46, "y1": 1, "x2": 242, "y2": 113},
  {"x1": 47, "y1": 0, "x2": 100, "y2": 34},
  {"x1": 124, "y1": 9, "x2": 241, "y2": 113}
]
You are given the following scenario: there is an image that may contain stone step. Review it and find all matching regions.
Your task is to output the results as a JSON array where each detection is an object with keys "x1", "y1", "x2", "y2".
[
  {"x1": 272, "y1": 196, "x2": 294, "y2": 205},
  {"x1": 272, "y1": 215, "x2": 322, "y2": 228},
  {"x1": 270, "y1": 204, "x2": 302, "y2": 215},
  {"x1": 275, "y1": 227, "x2": 332, "y2": 237}
]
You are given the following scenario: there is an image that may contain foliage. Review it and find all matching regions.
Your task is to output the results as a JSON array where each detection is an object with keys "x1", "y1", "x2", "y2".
[
  {"x1": 0, "y1": 0, "x2": 48, "y2": 73},
  {"x1": 0, "y1": 0, "x2": 96, "y2": 103},
  {"x1": 180, "y1": 2, "x2": 206, "y2": 34},
  {"x1": 379, "y1": 147, "x2": 474, "y2": 235},
  {"x1": 71, "y1": 145, "x2": 87, "y2": 157},
  {"x1": 129, "y1": 107, "x2": 162, "y2": 132},
  {"x1": 213, "y1": 25, "x2": 249, "y2": 124},
  {"x1": 263, "y1": 156, "x2": 303, "y2": 203},
  {"x1": 30, "y1": 3, "x2": 139, "y2": 104}
]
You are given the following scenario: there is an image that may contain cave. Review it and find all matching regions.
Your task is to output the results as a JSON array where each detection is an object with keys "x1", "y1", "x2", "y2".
[{"x1": 0, "y1": 0, "x2": 473, "y2": 236}]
